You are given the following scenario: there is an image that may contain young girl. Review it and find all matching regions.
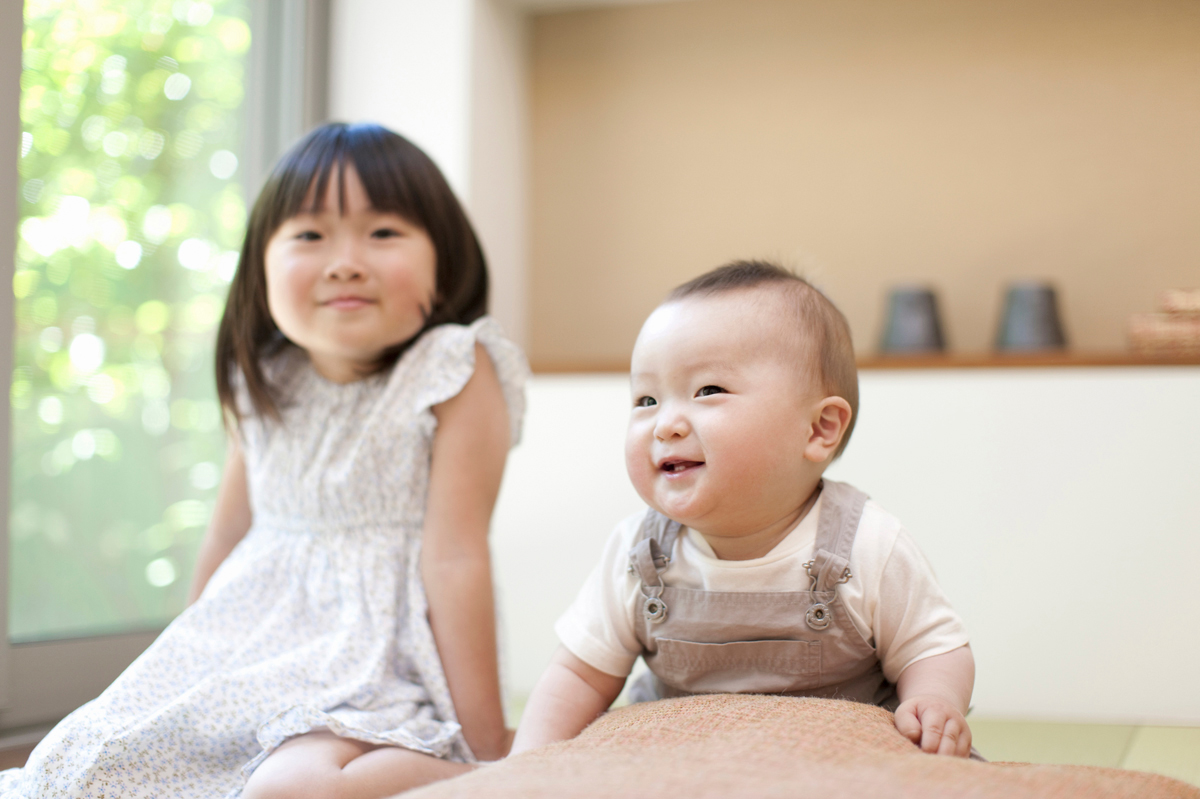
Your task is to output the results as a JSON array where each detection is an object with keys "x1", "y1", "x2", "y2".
[{"x1": 0, "y1": 123, "x2": 527, "y2": 799}]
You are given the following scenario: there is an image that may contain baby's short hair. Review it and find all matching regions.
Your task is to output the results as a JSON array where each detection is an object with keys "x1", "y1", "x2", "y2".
[{"x1": 668, "y1": 260, "x2": 859, "y2": 458}]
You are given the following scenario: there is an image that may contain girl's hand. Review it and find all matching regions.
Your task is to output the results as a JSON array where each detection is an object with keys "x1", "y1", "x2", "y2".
[
  {"x1": 894, "y1": 695, "x2": 972, "y2": 757},
  {"x1": 470, "y1": 727, "x2": 516, "y2": 763},
  {"x1": 488, "y1": 728, "x2": 516, "y2": 762}
]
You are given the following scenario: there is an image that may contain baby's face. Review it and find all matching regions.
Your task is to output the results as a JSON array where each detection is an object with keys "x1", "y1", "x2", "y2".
[{"x1": 626, "y1": 289, "x2": 829, "y2": 546}]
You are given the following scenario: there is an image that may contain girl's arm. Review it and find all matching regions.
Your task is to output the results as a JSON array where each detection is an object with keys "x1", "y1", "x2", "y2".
[
  {"x1": 423, "y1": 343, "x2": 512, "y2": 762},
  {"x1": 187, "y1": 436, "x2": 253, "y2": 604},
  {"x1": 893, "y1": 644, "x2": 975, "y2": 757},
  {"x1": 510, "y1": 646, "x2": 625, "y2": 756}
]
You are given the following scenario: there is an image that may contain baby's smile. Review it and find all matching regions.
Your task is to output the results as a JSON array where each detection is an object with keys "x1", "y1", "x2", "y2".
[{"x1": 659, "y1": 457, "x2": 705, "y2": 475}]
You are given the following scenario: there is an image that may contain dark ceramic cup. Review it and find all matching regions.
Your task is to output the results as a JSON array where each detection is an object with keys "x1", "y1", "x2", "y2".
[
  {"x1": 879, "y1": 286, "x2": 946, "y2": 353},
  {"x1": 995, "y1": 281, "x2": 1067, "y2": 351}
]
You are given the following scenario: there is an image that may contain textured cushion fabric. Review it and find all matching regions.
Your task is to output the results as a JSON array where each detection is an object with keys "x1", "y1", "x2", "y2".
[{"x1": 407, "y1": 695, "x2": 1200, "y2": 799}]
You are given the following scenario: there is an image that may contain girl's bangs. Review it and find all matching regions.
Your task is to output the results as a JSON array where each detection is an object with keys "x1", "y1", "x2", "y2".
[
  {"x1": 346, "y1": 131, "x2": 428, "y2": 227},
  {"x1": 268, "y1": 131, "x2": 348, "y2": 223},
  {"x1": 298, "y1": 150, "x2": 345, "y2": 216},
  {"x1": 266, "y1": 126, "x2": 427, "y2": 230}
]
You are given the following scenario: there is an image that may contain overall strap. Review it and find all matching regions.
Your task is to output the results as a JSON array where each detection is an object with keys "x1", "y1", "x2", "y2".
[
  {"x1": 629, "y1": 510, "x2": 680, "y2": 588},
  {"x1": 809, "y1": 479, "x2": 870, "y2": 592}
]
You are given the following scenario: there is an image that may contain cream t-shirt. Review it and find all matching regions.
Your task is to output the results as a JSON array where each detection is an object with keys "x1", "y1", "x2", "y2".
[{"x1": 555, "y1": 493, "x2": 970, "y2": 684}]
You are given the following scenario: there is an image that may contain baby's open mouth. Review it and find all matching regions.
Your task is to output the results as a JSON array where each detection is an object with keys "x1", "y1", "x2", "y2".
[{"x1": 660, "y1": 459, "x2": 704, "y2": 473}]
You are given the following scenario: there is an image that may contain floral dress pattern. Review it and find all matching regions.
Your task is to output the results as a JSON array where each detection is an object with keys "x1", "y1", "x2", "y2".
[{"x1": 0, "y1": 317, "x2": 527, "y2": 799}]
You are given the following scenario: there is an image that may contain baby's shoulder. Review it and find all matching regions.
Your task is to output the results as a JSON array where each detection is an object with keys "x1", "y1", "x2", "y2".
[
  {"x1": 590, "y1": 509, "x2": 658, "y2": 575},
  {"x1": 605, "y1": 509, "x2": 656, "y2": 551},
  {"x1": 847, "y1": 498, "x2": 908, "y2": 566},
  {"x1": 848, "y1": 497, "x2": 942, "y2": 585},
  {"x1": 857, "y1": 498, "x2": 905, "y2": 538}
]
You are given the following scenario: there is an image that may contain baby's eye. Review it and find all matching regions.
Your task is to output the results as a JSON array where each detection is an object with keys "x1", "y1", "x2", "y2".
[
  {"x1": 635, "y1": 396, "x2": 657, "y2": 408},
  {"x1": 296, "y1": 230, "x2": 322, "y2": 242},
  {"x1": 696, "y1": 385, "x2": 726, "y2": 397}
]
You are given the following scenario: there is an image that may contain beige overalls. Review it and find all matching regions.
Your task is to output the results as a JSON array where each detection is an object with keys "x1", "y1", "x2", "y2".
[
  {"x1": 626, "y1": 479, "x2": 984, "y2": 759},
  {"x1": 626, "y1": 479, "x2": 898, "y2": 708}
]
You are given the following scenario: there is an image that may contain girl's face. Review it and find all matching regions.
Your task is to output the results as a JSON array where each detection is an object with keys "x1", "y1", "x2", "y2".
[{"x1": 264, "y1": 164, "x2": 436, "y2": 383}]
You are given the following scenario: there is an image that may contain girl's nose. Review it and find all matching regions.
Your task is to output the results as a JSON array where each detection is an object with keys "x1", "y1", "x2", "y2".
[{"x1": 325, "y1": 258, "x2": 364, "y2": 282}]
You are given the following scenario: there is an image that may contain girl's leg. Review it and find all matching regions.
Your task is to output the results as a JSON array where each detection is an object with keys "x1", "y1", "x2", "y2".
[{"x1": 241, "y1": 731, "x2": 473, "y2": 799}]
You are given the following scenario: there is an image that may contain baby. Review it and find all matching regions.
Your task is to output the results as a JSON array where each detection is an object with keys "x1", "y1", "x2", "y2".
[{"x1": 511, "y1": 260, "x2": 975, "y2": 758}]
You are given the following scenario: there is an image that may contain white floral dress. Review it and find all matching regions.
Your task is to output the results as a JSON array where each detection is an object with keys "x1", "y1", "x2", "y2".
[{"x1": 0, "y1": 318, "x2": 527, "y2": 799}]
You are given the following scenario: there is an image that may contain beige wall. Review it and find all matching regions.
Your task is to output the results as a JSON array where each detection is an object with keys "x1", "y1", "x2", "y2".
[{"x1": 529, "y1": 0, "x2": 1200, "y2": 367}]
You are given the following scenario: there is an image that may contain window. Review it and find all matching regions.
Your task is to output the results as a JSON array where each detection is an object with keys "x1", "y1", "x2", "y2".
[
  {"x1": 3, "y1": 0, "x2": 328, "y2": 731},
  {"x1": 12, "y1": 0, "x2": 251, "y2": 643}
]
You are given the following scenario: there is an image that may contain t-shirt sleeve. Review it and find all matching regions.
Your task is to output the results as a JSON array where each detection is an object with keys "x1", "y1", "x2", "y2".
[
  {"x1": 554, "y1": 513, "x2": 647, "y2": 679},
  {"x1": 871, "y1": 527, "x2": 971, "y2": 684}
]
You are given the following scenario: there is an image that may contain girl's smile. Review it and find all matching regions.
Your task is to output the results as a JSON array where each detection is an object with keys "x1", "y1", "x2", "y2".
[{"x1": 321, "y1": 294, "x2": 376, "y2": 310}]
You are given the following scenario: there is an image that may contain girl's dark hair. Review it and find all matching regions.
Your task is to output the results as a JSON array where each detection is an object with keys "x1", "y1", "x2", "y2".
[{"x1": 215, "y1": 122, "x2": 488, "y2": 422}]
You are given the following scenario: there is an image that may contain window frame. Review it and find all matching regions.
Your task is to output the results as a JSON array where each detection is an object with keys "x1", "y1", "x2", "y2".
[{"x1": 0, "y1": 0, "x2": 329, "y2": 736}]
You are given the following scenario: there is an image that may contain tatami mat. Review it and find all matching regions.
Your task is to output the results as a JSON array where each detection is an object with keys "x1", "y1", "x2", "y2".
[
  {"x1": 1120, "y1": 726, "x2": 1200, "y2": 786},
  {"x1": 970, "y1": 719, "x2": 1200, "y2": 786}
]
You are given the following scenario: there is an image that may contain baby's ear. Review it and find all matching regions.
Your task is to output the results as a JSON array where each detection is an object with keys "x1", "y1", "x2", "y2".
[{"x1": 804, "y1": 397, "x2": 853, "y2": 463}]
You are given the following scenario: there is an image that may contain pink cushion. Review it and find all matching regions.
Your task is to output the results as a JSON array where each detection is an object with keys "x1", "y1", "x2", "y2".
[{"x1": 409, "y1": 695, "x2": 1199, "y2": 799}]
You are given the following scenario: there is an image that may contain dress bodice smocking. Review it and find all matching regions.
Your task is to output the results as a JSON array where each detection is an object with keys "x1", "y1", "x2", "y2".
[{"x1": 240, "y1": 317, "x2": 526, "y2": 536}]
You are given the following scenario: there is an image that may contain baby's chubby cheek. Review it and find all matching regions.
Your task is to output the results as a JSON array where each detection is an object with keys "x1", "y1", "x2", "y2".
[
  {"x1": 623, "y1": 444, "x2": 711, "y2": 526},
  {"x1": 716, "y1": 434, "x2": 809, "y2": 509},
  {"x1": 624, "y1": 433, "x2": 657, "y2": 506}
]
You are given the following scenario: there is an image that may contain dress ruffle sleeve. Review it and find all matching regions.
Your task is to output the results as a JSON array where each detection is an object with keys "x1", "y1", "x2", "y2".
[{"x1": 403, "y1": 317, "x2": 529, "y2": 447}]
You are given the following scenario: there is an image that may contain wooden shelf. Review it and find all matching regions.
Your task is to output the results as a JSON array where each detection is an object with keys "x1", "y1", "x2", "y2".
[
  {"x1": 529, "y1": 352, "x2": 1200, "y2": 374},
  {"x1": 856, "y1": 351, "x2": 1200, "y2": 370},
  {"x1": 530, "y1": 360, "x2": 630, "y2": 374}
]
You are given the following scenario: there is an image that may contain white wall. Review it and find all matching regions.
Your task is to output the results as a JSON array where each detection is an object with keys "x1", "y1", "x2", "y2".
[
  {"x1": 470, "y1": 0, "x2": 530, "y2": 347},
  {"x1": 329, "y1": 0, "x2": 474, "y2": 195},
  {"x1": 328, "y1": 0, "x2": 529, "y2": 347},
  {"x1": 492, "y1": 368, "x2": 1200, "y2": 724},
  {"x1": 491, "y1": 376, "x2": 644, "y2": 697}
]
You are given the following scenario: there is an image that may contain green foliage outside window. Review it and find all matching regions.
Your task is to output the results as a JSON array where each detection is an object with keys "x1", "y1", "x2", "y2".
[{"x1": 12, "y1": 0, "x2": 250, "y2": 641}]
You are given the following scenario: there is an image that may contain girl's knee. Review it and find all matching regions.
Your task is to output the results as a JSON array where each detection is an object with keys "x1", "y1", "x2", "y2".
[
  {"x1": 244, "y1": 731, "x2": 374, "y2": 799},
  {"x1": 242, "y1": 760, "x2": 340, "y2": 799}
]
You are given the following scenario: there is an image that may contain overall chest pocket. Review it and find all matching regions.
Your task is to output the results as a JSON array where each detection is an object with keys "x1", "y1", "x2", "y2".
[{"x1": 651, "y1": 637, "x2": 821, "y2": 694}]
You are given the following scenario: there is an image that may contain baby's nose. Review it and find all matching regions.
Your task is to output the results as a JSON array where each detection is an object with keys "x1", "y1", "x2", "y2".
[{"x1": 654, "y1": 411, "x2": 690, "y2": 440}]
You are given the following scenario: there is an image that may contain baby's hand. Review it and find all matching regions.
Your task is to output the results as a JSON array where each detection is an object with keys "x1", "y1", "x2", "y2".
[{"x1": 894, "y1": 695, "x2": 972, "y2": 757}]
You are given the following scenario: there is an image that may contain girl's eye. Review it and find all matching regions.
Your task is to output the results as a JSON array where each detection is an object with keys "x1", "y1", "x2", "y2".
[
  {"x1": 696, "y1": 385, "x2": 726, "y2": 397},
  {"x1": 296, "y1": 230, "x2": 322, "y2": 242},
  {"x1": 371, "y1": 227, "x2": 402, "y2": 239},
  {"x1": 635, "y1": 396, "x2": 657, "y2": 408}
]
